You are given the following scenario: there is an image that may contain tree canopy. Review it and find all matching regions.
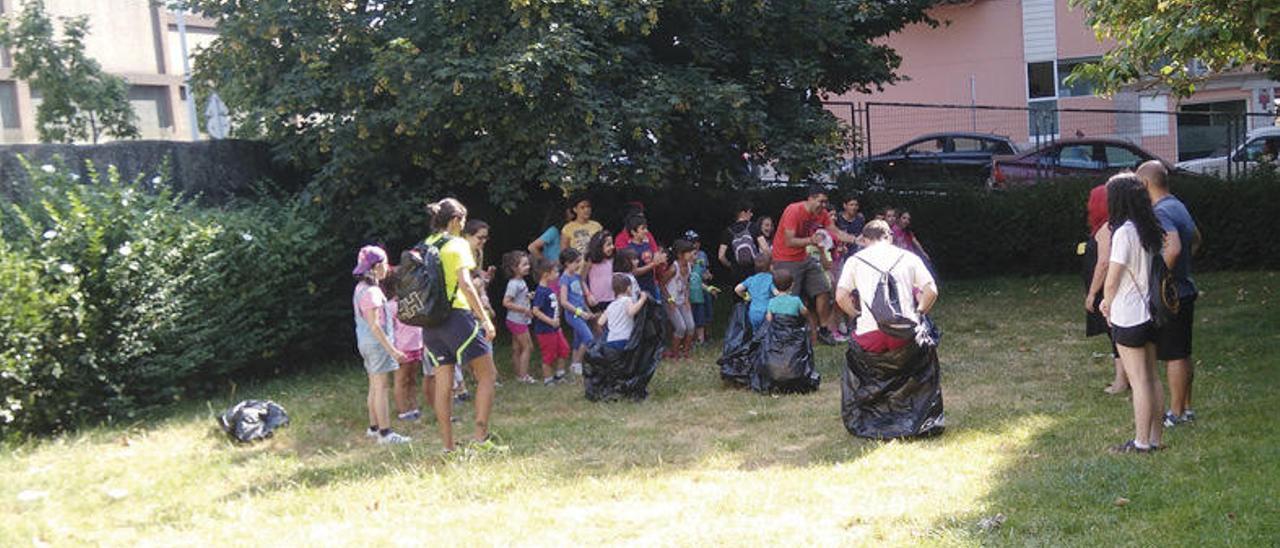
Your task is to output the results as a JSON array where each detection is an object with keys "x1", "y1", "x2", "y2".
[
  {"x1": 1070, "y1": 0, "x2": 1279, "y2": 98},
  {"x1": 191, "y1": 0, "x2": 935, "y2": 209},
  {"x1": 0, "y1": 1, "x2": 138, "y2": 144}
]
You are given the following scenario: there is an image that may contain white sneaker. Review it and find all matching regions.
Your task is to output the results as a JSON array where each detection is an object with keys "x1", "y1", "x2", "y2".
[
  {"x1": 365, "y1": 427, "x2": 379, "y2": 438},
  {"x1": 571, "y1": 363, "x2": 583, "y2": 375},
  {"x1": 378, "y1": 431, "x2": 412, "y2": 445},
  {"x1": 397, "y1": 409, "x2": 421, "y2": 422}
]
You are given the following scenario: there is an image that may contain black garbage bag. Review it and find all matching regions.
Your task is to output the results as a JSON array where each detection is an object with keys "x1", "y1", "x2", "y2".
[
  {"x1": 717, "y1": 302, "x2": 760, "y2": 386},
  {"x1": 584, "y1": 300, "x2": 670, "y2": 402},
  {"x1": 840, "y1": 321, "x2": 944, "y2": 439},
  {"x1": 750, "y1": 314, "x2": 820, "y2": 394},
  {"x1": 218, "y1": 400, "x2": 290, "y2": 443}
]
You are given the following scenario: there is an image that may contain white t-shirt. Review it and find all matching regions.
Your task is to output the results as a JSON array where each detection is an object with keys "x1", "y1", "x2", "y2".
[
  {"x1": 1108, "y1": 221, "x2": 1152, "y2": 328},
  {"x1": 836, "y1": 242, "x2": 936, "y2": 336},
  {"x1": 504, "y1": 278, "x2": 532, "y2": 325},
  {"x1": 604, "y1": 296, "x2": 638, "y2": 342}
]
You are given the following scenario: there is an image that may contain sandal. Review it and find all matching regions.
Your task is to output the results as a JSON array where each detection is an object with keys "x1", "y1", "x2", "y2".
[
  {"x1": 1102, "y1": 384, "x2": 1129, "y2": 395},
  {"x1": 1107, "y1": 440, "x2": 1152, "y2": 454}
]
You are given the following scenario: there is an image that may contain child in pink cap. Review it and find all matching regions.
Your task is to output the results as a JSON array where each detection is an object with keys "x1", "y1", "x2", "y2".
[{"x1": 352, "y1": 245, "x2": 411, "y2": 445}]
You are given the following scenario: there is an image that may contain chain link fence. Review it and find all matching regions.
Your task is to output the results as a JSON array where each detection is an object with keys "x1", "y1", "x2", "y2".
[{"x1": 826, "y1": 100, "x2": 1280, "y2": 182}]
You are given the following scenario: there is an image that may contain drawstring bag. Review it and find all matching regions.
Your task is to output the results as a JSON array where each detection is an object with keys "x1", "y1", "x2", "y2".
[{"x1": 219, "y1": 400, "x2": 290, "y2": 443}]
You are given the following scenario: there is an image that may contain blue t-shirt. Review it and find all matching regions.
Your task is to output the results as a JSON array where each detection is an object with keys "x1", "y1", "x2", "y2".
[
  {"x1": 560, "y1": 272, "x2": 588, "y2": 310},
  {"x1": 538, "y1": 226, "x2": 561, "y2": 264},
  {"x1": 1153, "y1": 196, "x2": 1197, "y2": 298},
  {"x1": 531, "y1": 284, "x2": 560, "y2": 335},
  {"x1": 742, "y1": 272, "x2": 775, "y2": 326},
  {"x1": 834, "y1": 212, "x2": 865, "y2": 257},
  {"x1": 767, "y1": 294, "x2": 804, "y2": 317},
  {"x1": 627, "y1": 241, "x2": 662, "y2": 300}
]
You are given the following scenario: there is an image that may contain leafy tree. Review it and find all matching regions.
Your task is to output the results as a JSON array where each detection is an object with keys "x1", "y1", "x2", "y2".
[
  {"x1": 0, "y1": 1, "x2": 139, "y2": 144},
  {"x1": 191, "y1": 0, "x2": 935, "y2": 209},
  {"x1": 1069, "y1": 0, "x2": 1279, "y2": 98}
]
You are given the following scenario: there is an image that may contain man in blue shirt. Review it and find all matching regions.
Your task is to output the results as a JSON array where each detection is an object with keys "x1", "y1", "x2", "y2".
[{"x1": 1138, "y1": 161, "x2": 1200, "y2": 427}]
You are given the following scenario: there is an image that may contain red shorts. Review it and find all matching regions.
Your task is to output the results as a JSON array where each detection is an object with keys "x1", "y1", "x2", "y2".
[
  {"x1": 853, "y1": 330, "x2": 911, "y2": 353},
  {"x1": 536, "y1": 330, "x2": 571, "y2": 365},
  {"x1": 506, "y1": 320, "x2": 530, "y2": 336}
]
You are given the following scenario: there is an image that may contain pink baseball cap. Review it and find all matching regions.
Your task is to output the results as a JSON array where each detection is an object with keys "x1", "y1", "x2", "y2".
[{"x1": 352, "y1": 245, "x2": 388, "y2": 276}]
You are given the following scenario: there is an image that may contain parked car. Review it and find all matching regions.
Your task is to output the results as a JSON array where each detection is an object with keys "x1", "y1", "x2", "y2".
[
  {"x1": 1176, "y1": 126, "x2": 1280, "y2": 178},
  {"x1": 989, "y1": 138, "x2": 1169, "y2": 188},
  {"x1": 848, "y1": 132, "x2": 1019, "y2": 189}
]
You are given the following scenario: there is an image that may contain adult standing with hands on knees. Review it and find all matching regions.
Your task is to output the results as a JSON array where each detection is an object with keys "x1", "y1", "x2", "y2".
[{"x1": 422, "y1": 198, "x2": 499, "y2": 453}]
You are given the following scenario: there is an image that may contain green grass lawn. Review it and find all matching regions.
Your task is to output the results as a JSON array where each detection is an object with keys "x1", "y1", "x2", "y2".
[{"x1": 3, "y1": 272, "x2": 1278, "y2": 546}]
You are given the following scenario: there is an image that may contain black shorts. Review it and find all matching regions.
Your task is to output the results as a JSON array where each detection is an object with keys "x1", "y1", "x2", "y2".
[
  {"x1": 1155, "y1": 296, "x2": 1195, "y2": 360},
  {"x1": 423, "y1": 309, "x2": 493, "y2": 367},
  {"x1": 1112, "y1": 321, "x2": 1155, "y2": 348}
]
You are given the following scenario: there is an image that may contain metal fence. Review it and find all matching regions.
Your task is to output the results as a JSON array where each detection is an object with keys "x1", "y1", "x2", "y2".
[{"x1": 824, "y1": 100, "x2": 1280, "y2": 180}]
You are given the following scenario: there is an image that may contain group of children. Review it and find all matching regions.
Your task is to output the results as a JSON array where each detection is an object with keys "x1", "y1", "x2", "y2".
[
  {"x1": 499, "y1": 211, "x2": 723, "y2": 387},
  {"x1": 351, "y1": 194, "x2": 932, "y2": 445}
]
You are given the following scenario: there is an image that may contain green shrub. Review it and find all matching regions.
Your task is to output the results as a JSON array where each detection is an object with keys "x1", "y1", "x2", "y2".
[{"x1": 0, "y1": 158, "x2": 337, "y2": 437}]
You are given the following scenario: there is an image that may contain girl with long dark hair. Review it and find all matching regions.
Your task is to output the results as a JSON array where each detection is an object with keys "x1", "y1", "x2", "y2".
[{"x1": 1100, "y1": 174, "x2": 1168, "y2": 454}]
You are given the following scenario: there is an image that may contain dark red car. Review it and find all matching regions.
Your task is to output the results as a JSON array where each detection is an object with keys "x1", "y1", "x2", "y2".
[{"x1": 990, "y1": 138, "x2": 1171, "y2": 188}]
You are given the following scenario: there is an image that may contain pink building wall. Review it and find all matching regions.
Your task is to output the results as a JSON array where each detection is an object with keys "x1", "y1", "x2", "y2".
[{"x1": 827, "y1": 0, "x2": 1270, "y2": 161}]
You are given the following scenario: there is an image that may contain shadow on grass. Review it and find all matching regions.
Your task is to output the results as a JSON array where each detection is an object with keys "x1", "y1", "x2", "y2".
[{"x1": 918, "y1": 272, "x2": 1280, "y2": 544}]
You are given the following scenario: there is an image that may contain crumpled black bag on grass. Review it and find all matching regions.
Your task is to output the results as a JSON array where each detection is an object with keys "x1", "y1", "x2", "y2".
[
  {"x1": 840, "y1": 320, "x2": 944, "y2": 439},
  {"x1": 717, "y1": 302, "x2": 759, "y2": 386},
  {"x1": 218, "y1": 400, "x2": 290, "y2": 443},
  {"x1": 584, "y1": 300, "x2": 669, "y2": 402},
  {"x1": 750, "y1": 314, "x2": 820, "y2": 394}
]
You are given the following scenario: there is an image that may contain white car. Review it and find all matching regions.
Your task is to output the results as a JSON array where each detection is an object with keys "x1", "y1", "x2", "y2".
[{"x1": 1176, "y1": 126, "x2": 1280, "y2": 178}]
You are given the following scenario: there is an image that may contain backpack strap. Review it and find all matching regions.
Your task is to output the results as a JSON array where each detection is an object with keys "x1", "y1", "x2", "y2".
[
  {"x1": 854, "y1": 251, "x2": 908, "y2": 276},
  {"x1": 423, "y1": 233, "x2": 460, "y2": 302}
]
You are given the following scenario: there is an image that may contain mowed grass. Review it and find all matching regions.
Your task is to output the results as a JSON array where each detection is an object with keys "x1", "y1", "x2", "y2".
[{"x1": 2, "y1": 272, "x2": 1278, "y2": 546}]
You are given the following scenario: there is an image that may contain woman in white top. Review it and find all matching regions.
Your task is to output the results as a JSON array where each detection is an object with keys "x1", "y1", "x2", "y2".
[{"x1": 1100, "y1": 174, "x2": 1171, "y2": 454}]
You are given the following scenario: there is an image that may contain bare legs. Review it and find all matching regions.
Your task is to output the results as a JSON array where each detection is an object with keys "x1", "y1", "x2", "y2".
[
  {"x1": 1104, "y1": 356, "x2": 1129, "y2": 394},
  {"x1": 1117, "y1": 342, "x2": 1164, "y2": 447},
  {"x1": 431, "y1": 354, "x2": 498, "y2": 451},
  {"x1": 511, "y1": 332, "x2": 533, "y2": 379},
  {"x1": 367, "y1": 372, "x2": 392, "y2": 431},
  {"x1": 1166, "y1": 358, "x2": 1193, "y2": 416},
  {"x1": 393, "y1": 361, "x2": 420, "y2": 414}
]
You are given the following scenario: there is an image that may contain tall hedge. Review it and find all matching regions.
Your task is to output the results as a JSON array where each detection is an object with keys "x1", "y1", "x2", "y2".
[
  {"x1": 356, "y1": 172, "x2": 1280, "y2": 286},
  {"x1": 0, "y1": 159, "x2": 337, "y2": 438}
]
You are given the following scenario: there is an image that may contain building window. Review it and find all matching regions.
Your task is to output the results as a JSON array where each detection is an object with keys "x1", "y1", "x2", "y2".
[
  {"x1": 1029, "y1": 99, "x2": 1058, "y2": 137},
  {"x1": 1027, "y1": 62, "x2": 1056, "y2": 99},
  {"x1": 0, "y1": 81, "x2": 20, "y2": 130},
  {"x1": 1057, "y1": 57, "x2": 1099, "y2": 97},
  {"x1": 1027, "y1": 61, "x2": 1058, "y2": 137}
]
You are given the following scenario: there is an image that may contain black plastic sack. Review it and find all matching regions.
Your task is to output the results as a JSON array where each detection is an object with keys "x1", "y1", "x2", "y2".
[
  {"x1": 750, "y1": 314, "x2": 820, "y2": 394},
  {"x1": 840, "y1": 323, "x2": 944, "y2": 439},
  {"x1": 218, "y1": 400, "x2": 290, "y2": 443},
  {"x1": 584, "y1": 300, "x2": 670, "y2": 401},
  {"x1": 717, "y1": 302, "x2": 759, "y2": 386}
]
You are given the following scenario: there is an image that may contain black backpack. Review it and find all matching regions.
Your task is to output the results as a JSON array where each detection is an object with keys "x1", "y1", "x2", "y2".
[
  {"x1": 855, "y1": 253, "x2": 918, "y2": 340},
  {"x1": 1147, "y1": 252, "x2": 1181, "y2": 328},
  {"x1": 395, "y1": 235, "x2": 454, "y2": 327},
  {"x1": 730, "y1": 224, "x2": 758, "y2": 266}
]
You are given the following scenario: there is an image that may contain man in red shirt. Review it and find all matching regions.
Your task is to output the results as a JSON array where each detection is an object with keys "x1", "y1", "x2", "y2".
[{"x1": 772, "y1": 184, "x2": 859, "y2": 345}]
